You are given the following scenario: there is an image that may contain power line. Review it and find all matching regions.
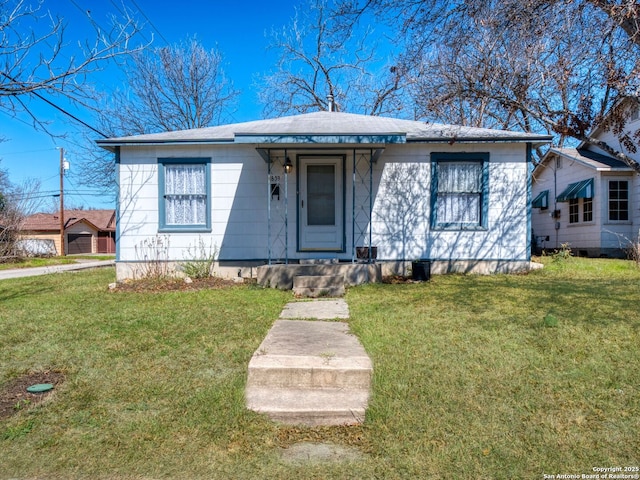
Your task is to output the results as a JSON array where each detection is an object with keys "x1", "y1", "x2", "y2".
[
  {"x1": 128, "y1": 0, "x2": 169, "y2": 45},
  {"x1": 0, "y1": 72, "x2": 108, "y2": 138},
  {"x1": 0, "y1": 148, "x2": 56, "y2": 156},
  {"x1": 7, "y1": 189, "x2": 108, "y2": 198},
  {"x1": 109, "y1": 0, "x2": 153, "y2": 45},
  {"x1": 66, "y1": 174, "x2": 110, "y2": 207}
]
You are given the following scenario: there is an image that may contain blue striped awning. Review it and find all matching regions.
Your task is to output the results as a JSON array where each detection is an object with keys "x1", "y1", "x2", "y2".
[
  {"x1": 556, "y1": 178, "x2": 593, "y2": 202},
  {"x1": 532, "y1": 190, "x2": 548, "y2": 208}
]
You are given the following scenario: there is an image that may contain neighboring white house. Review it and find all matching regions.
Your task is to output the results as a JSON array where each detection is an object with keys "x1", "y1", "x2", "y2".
[
  {"x1": 97, "y1": 111, "x2": 551, "y2": 282},
  {"x1": 531, "y1": 98, "x2": 640, "y2": 257}
]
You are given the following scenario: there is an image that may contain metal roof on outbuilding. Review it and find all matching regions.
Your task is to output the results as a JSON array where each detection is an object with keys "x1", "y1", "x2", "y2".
[{"x1": 96, "y1": 111, "x2": 552, "y2": 150}]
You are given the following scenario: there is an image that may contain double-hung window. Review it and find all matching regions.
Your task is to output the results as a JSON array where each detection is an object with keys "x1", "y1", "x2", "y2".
[
  {"x1": 608, "y1": 180, "x2": 629, "y2": 221},
  {"x1": 557, "y1": 178, "x2": 594, "y2": 225},
  {"x1": 569, "y1": 199, "x2": 580, "y2": 223},
  {"x1": 583, "y1": 197, "x2": 593, "y2": 222},
  {"x1": 158, "y1": 158, "x2": 211, "y2": 232},
  {"x1": 431, "y1": 153, "x2": 489, "y2": 230}
]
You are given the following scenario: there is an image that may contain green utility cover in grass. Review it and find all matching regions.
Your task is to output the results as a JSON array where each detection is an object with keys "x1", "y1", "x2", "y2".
[{"x1": 27, "y1": 383, "x2": 53, "y2": 393}]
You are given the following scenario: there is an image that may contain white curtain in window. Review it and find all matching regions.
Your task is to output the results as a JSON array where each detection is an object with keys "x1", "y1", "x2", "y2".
[
  {"x1": 438, "y1": 163, "x2": 482, "y2": 193},
  {"x1": 438, "y1": 193, "x2": 480, "y2": 223},
  {"x1": 437, "y1": 162, "x2": 482, "y2": 224},
  {"x1": 165, "y1": 164, "x2": 206, "y2": 225}
]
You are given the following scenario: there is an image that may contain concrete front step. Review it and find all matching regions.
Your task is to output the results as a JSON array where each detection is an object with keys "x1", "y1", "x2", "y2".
[
  {"x1": 293, "y1": 275, "x2": 345, "y2": 298},
  {"x1": 247, "y1": 354, "x2": 372, "y2": 389},
  {"x1": 257, "y1": 263, "x2": 381, "y2": 290},
  {"x1": 246, "y1": 319, "x2": 373, "y2": 426},
  {"x1": 245, "y1": 387, "x2": 369, "y2": 426}
]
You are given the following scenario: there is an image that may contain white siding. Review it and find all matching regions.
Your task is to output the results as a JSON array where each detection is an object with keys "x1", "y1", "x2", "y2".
[
  {"x1": 591, "y1": 116, "x2": 640, "y2": 165},
  {"x1": 532, "y1": 154, "x2": 601, "y2": 251},
  {"x1": 600, "y1": 172, "x2": 636, "y2": 251},
  {"x1": 530, "y1": 159, "x2": 557, "y2": 250},
  {"x1": 432, "y1": 144, "x2": 528, "y2": 261},
  {"x1": 117, "y1": 142, "x2": 530, "y2": 268},
  {"x1": 532, "y1": 152, "x2": 639, "y2": 255}
]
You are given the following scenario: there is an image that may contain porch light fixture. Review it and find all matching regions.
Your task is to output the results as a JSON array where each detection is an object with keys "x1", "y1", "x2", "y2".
[{"x1": 284, "y1": 157, "x2": 293, "y2": 174}]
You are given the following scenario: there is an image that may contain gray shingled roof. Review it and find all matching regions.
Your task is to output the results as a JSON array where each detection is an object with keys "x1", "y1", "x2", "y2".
[
  {"x1": 550, "y1": 147, "x2": 632, "y2": 170},
  {"x1": 97, "y1": 111, "x2": 551, "y2": 149}
]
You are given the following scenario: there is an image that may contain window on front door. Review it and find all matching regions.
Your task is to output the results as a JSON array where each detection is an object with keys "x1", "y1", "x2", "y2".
[{"x1": 307, "y1": 165, "x2": 336, "y2": 226}]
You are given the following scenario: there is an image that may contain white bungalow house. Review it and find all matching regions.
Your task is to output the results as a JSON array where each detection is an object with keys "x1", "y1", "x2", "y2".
[
  {"x1": 97, "y1": 111, "x2": 551, "y2": 283},
  {"x1": 531, "y1": 98, "x2": 639, "y2": 257}
]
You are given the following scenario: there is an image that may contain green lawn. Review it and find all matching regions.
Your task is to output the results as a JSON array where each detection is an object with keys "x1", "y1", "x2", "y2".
[{"x1": 0, "y1": 257, "x2": 638, "y2": 479}]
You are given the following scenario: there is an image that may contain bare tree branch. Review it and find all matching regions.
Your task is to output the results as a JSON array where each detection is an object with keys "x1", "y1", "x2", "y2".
[
  {"x1": 0, "y1": 0, "x2": 147, "y2": 134},
  {"x1": 0, "y1": 163, "x2": 43, "y2": 260},
  {"x1": 344, "y1": 0, "x2": 640, "y2": 166},
  {"x1": 79, "y1": 38, "x2": 239, "y2": 191},
  {"x1": 259, "y1": 0, "x2": 412, "y2": 117}
]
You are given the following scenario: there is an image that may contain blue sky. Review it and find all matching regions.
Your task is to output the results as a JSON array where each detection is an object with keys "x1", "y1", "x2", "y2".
[{"x1": 0, "y1": 0, "x2": 302, "y2": 210}]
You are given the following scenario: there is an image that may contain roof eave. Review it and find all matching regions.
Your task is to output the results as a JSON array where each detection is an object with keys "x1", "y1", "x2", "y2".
[
  {"x1": 96, "y1": 138, "x2": 236, "y2": 151},
  {"x1": 99, "y1": 136, "x2": 551, "y2": 150},
  {"x1": 407, "y1": 136, "x2": 552, "y2": 146}
]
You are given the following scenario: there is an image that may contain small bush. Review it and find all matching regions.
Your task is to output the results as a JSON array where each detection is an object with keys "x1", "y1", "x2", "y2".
[
  {"x1": 134, "y1": 235, "x2": 170, "y2": 280},
  {"x1": 625, "y1": 229, "x2": 640, "y2": 267},
  {"x1": 552, "y1": 242, "x2": 572, "y2": 261},
  {"x1": 179, "y1": 237, "x2": 218, "y2": 279}
]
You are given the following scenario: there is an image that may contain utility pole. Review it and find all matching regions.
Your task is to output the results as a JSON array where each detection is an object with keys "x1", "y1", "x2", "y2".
[{"x1": 59, "y1": 147, "x2": 65, "y2": 256}]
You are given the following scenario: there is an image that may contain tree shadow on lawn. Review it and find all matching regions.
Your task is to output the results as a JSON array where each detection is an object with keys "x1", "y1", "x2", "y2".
[
  {"x1": 424, "y1": 273, "x2": 640, "y2": 329},
  {"x1": 0, "y1": 282, "x2": 54, "y2": 302}
]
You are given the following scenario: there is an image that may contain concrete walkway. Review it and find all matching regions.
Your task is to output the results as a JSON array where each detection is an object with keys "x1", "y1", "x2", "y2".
[
  {"x1": 279, "y1": 299, "x2": 350, "y2": 319},
  {"x1": 0, "y1": 259, "x2": 115, "y2": 280},
  {"x1": 246, "y1": 298, "x2": 373, "y2": 426}
]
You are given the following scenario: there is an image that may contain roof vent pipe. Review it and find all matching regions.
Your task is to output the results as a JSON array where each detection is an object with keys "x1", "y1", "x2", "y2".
[{"x1": 327, "y1": 94, "x2": 335, "y2": 112}]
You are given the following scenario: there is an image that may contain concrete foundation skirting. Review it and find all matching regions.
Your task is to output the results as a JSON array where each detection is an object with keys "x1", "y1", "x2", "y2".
[
  {"x1": 115, "y1": 258, "x2": 535, "y2": 283},
  {"x1": 379, "y1": 259, "x2": 535, "y2": 277},
  {"x1": 115, "y1": 260, "x2": 262, "y2": 282}
]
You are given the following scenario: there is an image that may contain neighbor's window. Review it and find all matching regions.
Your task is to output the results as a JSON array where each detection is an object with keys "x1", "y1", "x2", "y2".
[
  {"x1": 557, "y1": 178, "x2": 593, "y2": 225},
  {"x1": 569, "y1": 199, "x2": 579, "y2": 224},
  {"x1": 583, "y1": 197, "x2": 593, "y2": 222},
  {"x1": 431, "y1": 153, "x2": 488, "y2": 229},
  {"x1": 158, "y1": 158, "x2": 211, "y2": 232},
  {"x1": 608, "y1": 180, "x2": 629, "y2": 221}
]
